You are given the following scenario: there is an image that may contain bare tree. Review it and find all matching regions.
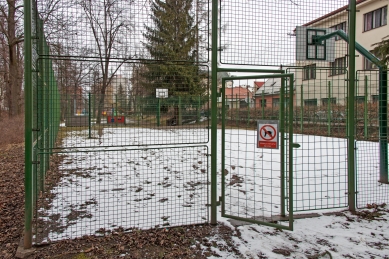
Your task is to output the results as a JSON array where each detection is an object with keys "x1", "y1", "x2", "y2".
[
  {"x1": 51, "y1": 44, "x2": 93, "y2": 120},
  {"x1": 0, "y1": 15, "x2": 8, "y2": 115},
  {"x1": 0, "y1": 0, "x2": 65, "y2": 117},
  {"x1": 75, "y1": 0, "x2": 135, "y2": 124},
  {"x1": 0, "y1": 0, "x2": 24, "y2": 116}
]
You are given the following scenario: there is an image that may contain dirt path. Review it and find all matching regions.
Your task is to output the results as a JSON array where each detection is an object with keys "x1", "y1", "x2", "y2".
[{"x1": 0, "y1": 144, "x2": 25, "y2": 258}]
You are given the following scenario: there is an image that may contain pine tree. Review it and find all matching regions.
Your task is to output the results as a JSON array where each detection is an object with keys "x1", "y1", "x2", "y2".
[{"x1": 142, "y1": 0, "x2": 204, "y2": 97}]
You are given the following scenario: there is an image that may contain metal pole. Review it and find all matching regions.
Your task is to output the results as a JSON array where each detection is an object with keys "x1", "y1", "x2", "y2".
[
  {"x1": 280, "y1": 76, "x2": 286, "y2": 217},
  {"x1": 347, "y1": 0, "x2": 356, "y2": 212},
  {"x1": 89, "y1": 92, "x2": 92, "y2": 138},
  {"x1": 288, "y1": 74, "x2": 295, "y2": 230},
  {"x1": 157, "y1": 98, "x2": 160, "y2": 127},
  {"x1": 23, "y1": 0, "x2": 33, "y2": 249},
  {"x1": 247, "y1": 85, "x2": 250, "y2": 127},
  {"x1": 364, "y1": 76, "x2": 368, "y2": 138},
  {"x1": 300, "y1": 85, "x2": 303, "y2": 132},
  {"x1": 261, "y1": 90, "x2": 265, "y2": 119},
  {"x1": 178, "y1": 96, "x2": 182, "y2": 125},
  {"x1": 221, "y1": 80, "x2": 226, "y2": 217},
  {"x1": 327, "y1": 81, "x2": 331, "y2": 136},
  {"x1": 210, "y1": 0, "x2": 218, "y2": 225},
  {"x1": 379, "y1": 68, "x2": 388, "y2": 183}
]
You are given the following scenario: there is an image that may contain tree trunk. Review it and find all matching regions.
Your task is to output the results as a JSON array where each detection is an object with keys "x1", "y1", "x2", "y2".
[{"x1": 6, "y1": 0, "x2": 22, "y2": 116}]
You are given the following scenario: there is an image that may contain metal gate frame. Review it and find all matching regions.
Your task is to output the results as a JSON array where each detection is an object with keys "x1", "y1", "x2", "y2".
[{"x1": 219, "y1": 73, "x2": 295, "y2": 230}]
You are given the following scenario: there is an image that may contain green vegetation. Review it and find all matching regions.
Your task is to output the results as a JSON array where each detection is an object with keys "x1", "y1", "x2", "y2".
[
  {"x1": 142, "y1": 0, "x2": 205, "y2": 98},
  {"x1": 372, "y1": 35, "x2": 389, "y2": 66}
]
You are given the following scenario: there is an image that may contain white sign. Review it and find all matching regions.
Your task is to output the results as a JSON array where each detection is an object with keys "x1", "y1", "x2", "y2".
[
  {"x1": 257, "y1": 120, "x2": 279, "y2": 149},
  {"x1": 156, "y1": 88, "x2": 168, "y2": 98}
]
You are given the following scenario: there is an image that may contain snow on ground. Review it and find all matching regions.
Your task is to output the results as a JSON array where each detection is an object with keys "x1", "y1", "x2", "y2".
[
  {"x1": 209, "y1": 210, "x2": 389, "y2": 258},
  {"x1": 37, "y1": 127, "x2": 389, "y2": 258}
]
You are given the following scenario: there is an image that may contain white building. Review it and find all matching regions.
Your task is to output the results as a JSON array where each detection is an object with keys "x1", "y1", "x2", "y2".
[{"x1": 292, "y1": 0, "x2": 387, "y2": 107}]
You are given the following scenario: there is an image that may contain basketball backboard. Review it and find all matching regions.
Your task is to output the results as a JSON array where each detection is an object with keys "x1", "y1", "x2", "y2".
[
  {"x1": 296, "y1": 26, "x2": 335, "y2": 62},
  {"x1": 156, "y1": 88, "x2": 168, "y2": 98}
]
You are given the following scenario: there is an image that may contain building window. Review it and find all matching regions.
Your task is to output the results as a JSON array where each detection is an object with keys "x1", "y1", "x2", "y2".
[
  {"x1": 330, "y1": 57, "x2": 347, "y2": 76},
  {"x1": 303, "y1": 64, "x2": 316, "y2": 80},
  {"x1": 260, "y1": 99, "x2": 267, "y2": 108},
  {"x1": 304, "y1": 99, "x2": 317, "y2": 106},
  {"x1": 330, "y1": 22, "x2": 346, "y2": 40},
  {"x1": 321, "y1": 98, "x2": 336, "y2": 106},
  {"x1": 273, "y1": 98, "x2": 280, "y2": 107},
  {"x1": 364, "y1": 6, "x2": 387, "y2": 32},
  {"x1": 364, "y1": 56, "x2": 378, "y2": 70},
  {"x1": 272, "y1": 98, "x2": 289, "y2": 107}
]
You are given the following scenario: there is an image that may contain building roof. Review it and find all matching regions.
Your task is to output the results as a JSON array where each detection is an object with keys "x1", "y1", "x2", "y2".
[
  {"x1": 254, "y1": 77, "x2": 282, "y2": 96},
  {"x1": 254, "y1": 81, "x2": 265, "y2": 88},
  {"x1": 303, "y1": 0, "x2": 366, "y2": 26},
  {"x1": 225, "y1": 87, "x2": 253, "y2": 100}
]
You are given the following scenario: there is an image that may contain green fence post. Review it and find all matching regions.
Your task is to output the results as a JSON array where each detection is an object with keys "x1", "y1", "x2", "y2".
[
  {"x1": 288, "y1": 74, "x2": 295, "y2": 230},
  {"x1": 37, "y1": 19, "x2": 46, "y2": 193},
  {"x1": 115, "y1": 95, "x2": 118, "y2": 125},
  {"x1": 300, "y1": 85, "x2": 303, "y2": 132},
  {"x1": 261, "y1": 90, "x2": 265, "y2": 119},
  {"x1": 137, "y1": 97, "x2": 140, "y2": 127},
  {"x1": 157, "y1": 98, "x2": 160, "y2": 127},
  {"x1": 23, "y1": 0, "x2": 33, "y2": 249},
  {"x1": 235, "y1": 94, "x2": 238, "y2": 126},
  {"x1": 280, "y1": 75, "x2": 286, "y2": 217},
  {"x1": 364, "y1": 76, "x2": 368, "y2": 138},
  {"x1": 347, "y1": 0, "x2": 356, "y2": 212},
  {"x1": 178, "y1": 96, "x2": 182, "y2": 125},
  {"x1": 221, "y1": 80, "x2": 226, "y2": 218},
  {"x1": 247, "y1": 87, "x2": 250, "y2": 127},
  {"x1": 327, "y1": 81, "x2": 331, "y2": 136},
  {"x1": 210, "y1": 0, "x2": 218, "y2": 225},
  {"x1": 197, "y1": 95, "x2": 201, "y2": 122},
  {"x1": 93, "y1": 94, "x2": 96, "y2": 118},
  {"x1": 379, "y1": 68, "x2": 388, "y2": 183},
  {"x1": 89, "y1": 92, "x2": 92, "y2": 138}
]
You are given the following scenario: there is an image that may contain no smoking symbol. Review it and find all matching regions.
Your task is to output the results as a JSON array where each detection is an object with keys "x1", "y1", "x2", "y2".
[{"x1": 260, "y1": 125, "x2": 276, "y2": 141}]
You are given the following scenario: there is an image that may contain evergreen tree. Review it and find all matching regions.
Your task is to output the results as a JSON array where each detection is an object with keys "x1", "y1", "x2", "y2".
[
  {"x1": 372, "y1": 35, "x2": 389, "y2": 66},
  {"x1": 142, "y1": 0, "x2": 204, "y2": 97}
]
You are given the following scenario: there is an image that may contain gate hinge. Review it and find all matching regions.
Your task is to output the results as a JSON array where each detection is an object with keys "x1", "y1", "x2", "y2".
[
  {"x1": 32, "y1": 161, "x2": 40, "y2": 164},
  {"x1": 32, "y1": 128, "x2": 40, "y2": 132}
]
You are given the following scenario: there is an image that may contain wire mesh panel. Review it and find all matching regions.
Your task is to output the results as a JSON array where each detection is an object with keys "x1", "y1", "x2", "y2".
[
  {"x1": 288, "y1": 68, "x2": 348, "y2": 211},
  {"x1": 219, "y1": 0, "x2": 348, "y2": 66},
  {"x1": 356, "y1": 70, "x2": 389, "y2": 208},
  {"x1": 29, "y1": 0, "x2": 211, "y2": 244},
  {"x1": 35, "y1": 146, "x2": 209, "y2": 243},
  {"x1": 221, "y1": 74, "x2": 293, "y2": 229}
]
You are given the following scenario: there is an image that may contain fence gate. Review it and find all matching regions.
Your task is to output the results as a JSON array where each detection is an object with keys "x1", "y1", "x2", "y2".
[{"x1": 220, "y1": 74, "x2": 294, "y2": 230}]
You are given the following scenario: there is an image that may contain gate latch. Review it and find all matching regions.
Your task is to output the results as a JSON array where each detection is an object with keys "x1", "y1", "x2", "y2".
[{"x1": 292, "y1": 143, "x2": 301, "y2": 148}]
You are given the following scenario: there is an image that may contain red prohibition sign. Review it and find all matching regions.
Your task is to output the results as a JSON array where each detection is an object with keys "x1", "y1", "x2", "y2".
[{"x1": 260, "y1": 125, "x2": 276, "y2": 141}]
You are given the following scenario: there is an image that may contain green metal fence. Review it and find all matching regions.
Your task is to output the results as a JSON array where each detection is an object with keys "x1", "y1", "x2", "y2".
[
  {"x1": 24, "y1": 0, "x2": 211, "y2": 247},
  {"x1": 24, "y1": 2, "x2": 61, "y2": 248},
  {"x1": 356, "y1": 70, "x2": 389, "y2": 208},
  {"x1": 214, "y1": 0, "x2": 389, "y2": 227},
  {"x1": 221, "y1": 74, "x2": 295, "y2": 230},
  {"x1": 24, "y1": 0, "x2": 389, "y2": 249}
]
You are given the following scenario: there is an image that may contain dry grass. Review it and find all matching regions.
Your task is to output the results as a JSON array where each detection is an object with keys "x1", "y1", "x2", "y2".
[{"x1": 0, "y1": 115, "x2": 24, "y2": 147}]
